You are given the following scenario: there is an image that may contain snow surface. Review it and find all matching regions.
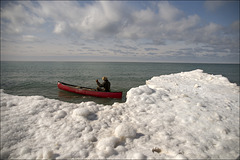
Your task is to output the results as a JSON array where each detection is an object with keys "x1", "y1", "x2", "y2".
[{"x1": 1, "y1": 69, "x2": 239, "y2": 159}]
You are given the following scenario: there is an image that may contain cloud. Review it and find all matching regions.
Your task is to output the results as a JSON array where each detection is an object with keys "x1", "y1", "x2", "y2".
[
  {"x1": 22, "y1": 35, "x2": 39, "y2": 42},
  {"x1": 0, "y1": 1, "x2": 230, "y2": 43},
  {"x1": 53, "y1": 22, "x2": 66, "y2": 34},
  {"x1": 204, "y1": 1, "x2": 226, "y2": 12},
  {"x1": 115, "y1": 44, "x2": 137, "y2": 50},
  {"x1": 1, "y1": 2, "x2": 45, "y2": 34},
  {"x1": 1, "y1": 1, "x2": 239, "y2": 62},
  {"x1": 231, "y1": 20, "x2": 239, "y2": 31},
  {"x1": 119, "y1": 2, "x2": 201, "y2": 42},
  {"x1": 203, "y1": 22, "x2": 222, "y2": 34},
  {"x1": 35, "y1": 1, "x2": 127, "y2": 39},
  {"x1": 145, "y1": 48, "x2": 159, "y2": 51},
  {"x1": 147, "y1": 52, "x2": 158, "y2": 56},
  {"x1": 158, "y1": 1, "x2": 184, "y2": 22}
]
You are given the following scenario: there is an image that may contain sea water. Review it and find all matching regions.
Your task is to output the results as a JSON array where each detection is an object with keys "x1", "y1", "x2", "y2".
[{"x1": 1, "y1": 61, "x2": 239, "y2": 105}]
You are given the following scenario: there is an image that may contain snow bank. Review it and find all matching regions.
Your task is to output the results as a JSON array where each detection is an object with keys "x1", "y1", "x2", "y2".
[{"x1": 1, "y1": 70, "x2": 239, "y2": 159}]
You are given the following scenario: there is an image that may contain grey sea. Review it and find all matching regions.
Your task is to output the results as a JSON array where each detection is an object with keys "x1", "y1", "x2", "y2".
[{"x1": 1, "y1": 61, "x2": 239, "y2": 105}]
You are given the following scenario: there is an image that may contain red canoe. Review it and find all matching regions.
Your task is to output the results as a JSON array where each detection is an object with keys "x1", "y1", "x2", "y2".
[{"x1": 58, "y1": 81, "x2": 122, "y2": 99}]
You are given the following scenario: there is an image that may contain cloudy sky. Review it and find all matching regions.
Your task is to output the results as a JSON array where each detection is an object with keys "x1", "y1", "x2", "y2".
[{"x1": 1, "y1": 1, "x2": 239, "y2": 63}]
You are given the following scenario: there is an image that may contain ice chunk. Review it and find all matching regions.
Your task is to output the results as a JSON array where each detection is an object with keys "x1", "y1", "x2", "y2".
[
  {"x1": 114, "y1": 123, "x2": 136, "y2": 140},
  {"x1": 20, "y1": 147, "x2": 31, "y2": 155},
  {"x1": 83, "y1": 134, "x2": 97, "y2": 142},
  {"x1": 0, "y1": 150, "x2": 10, "y2": 159},
  {"x1": 43, "y1": 149, "x2": 54, "y2": 159},
  {"x1": 54, "y1": 110, "x2": 67, "y2": 120},
  {"x1": 96, "y1": 137, "x2": 119, "y2": 158},
  {"x1": 36, "y1": 148, "x2": 54, "y2": 159},
  {"x1": 131, "y1": 153, "x2": 147, "y2": 159},
  {"x1": 72, "y1": 108, "x2": 90, "y2": 118}
]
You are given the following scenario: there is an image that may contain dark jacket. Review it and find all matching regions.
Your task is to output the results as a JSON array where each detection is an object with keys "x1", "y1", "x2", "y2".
[{"x1": 97, "y1": 80, "x2": 111, "y2": 92}]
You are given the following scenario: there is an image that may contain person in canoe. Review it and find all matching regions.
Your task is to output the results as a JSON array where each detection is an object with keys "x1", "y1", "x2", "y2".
[{"x1": 96, "y1": 77, "x2": 111, "y2": 92}]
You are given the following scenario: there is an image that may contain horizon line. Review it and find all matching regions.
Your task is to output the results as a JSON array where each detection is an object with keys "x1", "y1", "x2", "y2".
[{"x1": 1, "y1": 60, "x2": 239, "y2": 65}]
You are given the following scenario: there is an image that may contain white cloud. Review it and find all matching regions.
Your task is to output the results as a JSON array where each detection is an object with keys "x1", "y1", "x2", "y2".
[
  {"x1": 34, "y1": 1, "x2": 127, "y2": 39},
  {"x1": 158, "y1": 1, "x2": 184, "y2": 22},
  {"x1": 119, "y1": 4, "x2": 201, "y2": 42},
  {"x1": 22, "y1": 35, "x2": 38, "y2": 42},
  {"x1": 204, "y1": 1, "x2": 226, "y2": 12},
  {"x1": 231, "y1": 20, "x2": 239, "y2": 31},
  {"x1": 1, "y1": 1, "x2": 228, "y2": 44},
  {"x1": 1, "y1": 1, "x2": 239, "y2": 63},
  {"x1": 1, "y1": 2, "x2": 45, "y2": 34},
  {"x1": 53, "y1": 22, "x2": 66, "y2": 34},
  {"x1": 203, "y1": 22, "x2": 222, "y2": 34},
  {"x1": 132, "y1": 8, "x2": 155, "y2": 24}
]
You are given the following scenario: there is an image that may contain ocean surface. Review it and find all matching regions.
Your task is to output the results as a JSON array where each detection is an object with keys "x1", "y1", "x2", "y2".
[{"x1": 1, "y1": 61, "x2": 239, "y2": 105}]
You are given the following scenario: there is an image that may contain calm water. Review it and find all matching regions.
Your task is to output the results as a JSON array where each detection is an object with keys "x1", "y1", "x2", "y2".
[{"x1": 1, "y1": 61, "x2": 239, "y2": 105}]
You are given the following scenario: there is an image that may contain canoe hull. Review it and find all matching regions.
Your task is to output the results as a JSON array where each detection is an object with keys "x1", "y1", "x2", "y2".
[{"x1": 58, "y1": 81, "x2": 122, "y2": 99}]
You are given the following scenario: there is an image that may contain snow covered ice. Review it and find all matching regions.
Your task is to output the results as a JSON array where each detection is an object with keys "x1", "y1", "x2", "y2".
[{"x1": 1, "y1": 69, "x2": 239, "y2": 159}]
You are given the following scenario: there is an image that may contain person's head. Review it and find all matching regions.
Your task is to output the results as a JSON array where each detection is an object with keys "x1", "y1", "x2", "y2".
[{"x1": 102, "y1": 77, "x2": 108, "y2": 81}]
